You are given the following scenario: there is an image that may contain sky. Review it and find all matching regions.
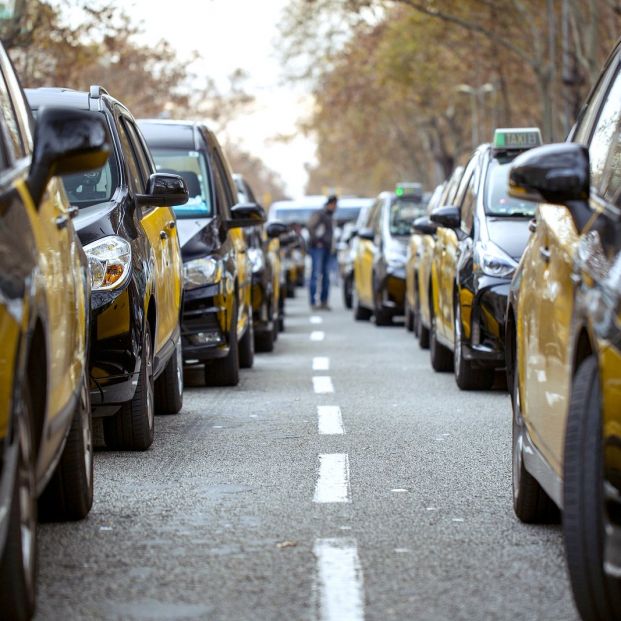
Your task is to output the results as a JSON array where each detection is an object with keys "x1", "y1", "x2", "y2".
[{"x1": 125, "y1": 0, "x2": 315, "y2": 197}]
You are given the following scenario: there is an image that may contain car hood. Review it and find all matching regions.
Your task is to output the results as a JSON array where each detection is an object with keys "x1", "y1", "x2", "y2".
[
  {"x1": 177, "y1": 217, "x2": 220, "y2": 261},
  {"x1": 486, "y1": 218, "x2": 531, "y2": 261}
]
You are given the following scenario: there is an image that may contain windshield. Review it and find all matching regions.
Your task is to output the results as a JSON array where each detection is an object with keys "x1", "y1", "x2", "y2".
[
  {"x1": 485, "y1": 159, "x2": 536, "y2": 217},
  {"x1": 335, "y1": 206, "x2": 361, "y2": 223},
  {"x1": 152, "y1": 149, "x2": 212, "y2": 218},
  {"x1": 273, "y1": 208, "x2": 317, "y2": 225},
  {"x1": 62, "y1": 153, "x2": 119, "y2": 207},
  {"x1": 389, "y1": 198, "x2": 427, "y2": 236}
]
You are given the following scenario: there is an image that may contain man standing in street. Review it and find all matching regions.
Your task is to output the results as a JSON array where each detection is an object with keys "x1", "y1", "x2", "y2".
[{"x1": 307, "y1": 195, "x2": 337, "y2": 310}]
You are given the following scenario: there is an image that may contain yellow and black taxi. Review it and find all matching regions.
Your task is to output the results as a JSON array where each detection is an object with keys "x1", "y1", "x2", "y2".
[
  {"x1": 407, "y1": 167, "x2": 466, "y2": 349},
  {"x1": 428, "y1": 128, "x2": 542, "y2": 389},
  {"x1": 405, "y1": 180, "x2": 445, "y2": 340},
  {"x1": 27, "y1": 87, "x2": 189, "y2": 452},
  {"x1": 504, "y1": 40, "x2": 621, "y2": 621},
  {"x1": 0, "y1": 48, "x2": 109, "y2": 617},
  {"x1": 353, "y1": 184, "x2": 428, "y2": 325},
  {"x1": 138, "y1": 120, "x2": 265, "y2": 386},
  {"x1": 233, "y1": 173, "x2": 286, "y2": 352}
]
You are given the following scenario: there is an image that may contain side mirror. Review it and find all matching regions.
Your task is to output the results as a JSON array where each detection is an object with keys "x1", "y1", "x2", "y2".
[
  {"x1": 358, "y1": 228, "x2": 375, "y2": 241},
  {"x1": 430, "y1": 205, "x2": 460, "y2": 229},
  {"x1": 412, "y1": 216, "x2": 437, "y2": 236},
  {"x1": 137, "y1": 173, "x2": 189, "y2": 208},
  {"x1": 29, "y1": 106, "x2": 110, "y2": 205},
  {"x1": 266, "y1": 220, "x2": 289, "y2": 239},
  {"x1": 509, "y1": 143, "x2": 590, "y2": 205},
  {"x1": 227, "y1": 202, "x2": 267, "y2": 229}
]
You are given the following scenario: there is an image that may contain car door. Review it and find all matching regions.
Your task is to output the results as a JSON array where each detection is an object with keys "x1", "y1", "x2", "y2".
[
  {"x1": 116, "y1": 114, "x2": 170, "y2": 353},
  {"x1": 126, "y1": 118, "x2": 182, "y2": 346},
  {"x1": 356, "y1": 198, "x2": 379, "y2": 307}
]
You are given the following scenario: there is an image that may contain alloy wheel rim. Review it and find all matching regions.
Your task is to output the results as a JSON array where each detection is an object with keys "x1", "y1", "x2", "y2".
[{"x1": 18, "y1": 414, "x2": 35, "y2": 590}]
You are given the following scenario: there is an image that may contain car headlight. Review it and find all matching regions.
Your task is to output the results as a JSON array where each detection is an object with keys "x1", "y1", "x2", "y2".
[
  {"x1": 247, "y1": 247, "x2": 265, "y2": 273},
  {"x1": 84, "y1": 236, "x2": 131, "y2": 291},
  {"x1": 184, "y1": 256, "x2": 223, "y2": 289},
  {"x1": 476, "y1": 241, "x2": 517, "y2": 278}
]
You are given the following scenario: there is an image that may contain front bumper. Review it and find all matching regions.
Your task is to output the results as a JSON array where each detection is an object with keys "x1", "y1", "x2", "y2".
[
  {"x1": 376, "y1": 271, "x2": 406, "y2": 314},
  {"x1": 181, "y1": 282, "x2": 229, "y2": 363},
  {"x1": 463, "y1": 279, "x2": 509, "y2": 367}
]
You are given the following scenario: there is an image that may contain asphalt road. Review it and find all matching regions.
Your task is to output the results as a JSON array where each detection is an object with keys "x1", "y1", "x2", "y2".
[{"x1": 34, "y1": 286, "x2": 579, "y2": 621}]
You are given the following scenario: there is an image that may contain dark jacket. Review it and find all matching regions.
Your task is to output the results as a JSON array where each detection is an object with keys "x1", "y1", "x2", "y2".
[{"x1": 308, "y1": 208, "x2": 334, "y2": 250}]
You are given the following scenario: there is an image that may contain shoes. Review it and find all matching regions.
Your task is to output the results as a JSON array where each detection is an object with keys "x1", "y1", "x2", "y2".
[
  {"x1": 311, "y1": 303, "x2": 320, "y2": 310},
  {"x1": 319, "y1": 303, "x2": 332, "y2": 311}
]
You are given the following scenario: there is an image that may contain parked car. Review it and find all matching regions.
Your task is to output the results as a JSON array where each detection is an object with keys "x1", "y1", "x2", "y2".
[
  {"x1": 505, "y1": 39, "x2": 621, "y2": 621},
  {"x1": 138, "y1": 120, "x2": 265, "y2": 386},
  {"x1": 428, "y1": 128, "x2": 542, "y2": 389},
  {"x1": 352, "y1": 186, "x2": 428, "y2": 325},
  {"x1": 0, "y1": 48, "x2": 109, "y2": 619},
  {"x1": 27, "y1": 87, "x2": 188, "y2": 451},
  {"x1": 233, "y1": 173, "x2": 286, "y2": 351}
]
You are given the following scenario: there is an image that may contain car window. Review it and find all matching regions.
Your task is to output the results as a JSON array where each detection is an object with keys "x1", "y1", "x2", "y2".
[
  {"x1": 460, "y1": 174, "x2": 476, "y2": 234},
  {"x1": 0, "y1": 51, "x2": 32, "y2": 154},
  {"x1": 586, "y1": 65, "x2": 621, "y2": 205},
  {"x1": 484, "y1": 159, "x2": 536, "y2": 217},
  {"x1": 62, "y1": 155, "x2": 119, "y2": 207},
  {"x1": 389, "y1": 198, "x2": 426, "y2": 236},
  {"x1": 212, "y1": 149, "x2": 236, "y2": 211},
  {"x1": 152, "y1": 148, "x2": 213, "y2": 218},
  {"x1": 123, "y1": 118, "x2": 153, "y2": 186},
  {"x1": 0, "y1": 69, "x2": 23, "y2": 161},
  {"x1": 210, "y1": 153, "x2": 231, "y2": 218},
  {"x1": 116, "y1": 119, "x2": 144, "y2": 193}
]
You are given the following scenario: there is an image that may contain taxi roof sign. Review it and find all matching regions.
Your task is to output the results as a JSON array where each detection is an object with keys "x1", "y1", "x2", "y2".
[
  {"x1": 493, "y1": 127, "x2": 542, "y2": 152},
  {"x1": 395, "y1": 182, "x2": 422, "y2": 198}
]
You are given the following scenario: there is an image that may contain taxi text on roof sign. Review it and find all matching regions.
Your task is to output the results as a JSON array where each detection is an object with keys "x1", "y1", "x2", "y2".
[
  {"x1": 493, "y1": 127, "x2": 542, "y2": 150},
  {"x1": 396, "y1": 182, "x2": 423, "y2": 197}
]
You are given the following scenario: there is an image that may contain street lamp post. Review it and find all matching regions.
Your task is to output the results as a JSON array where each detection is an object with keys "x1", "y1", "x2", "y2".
[{"x1": 456, "y1": 83, "x2": 496, "y2": 149}]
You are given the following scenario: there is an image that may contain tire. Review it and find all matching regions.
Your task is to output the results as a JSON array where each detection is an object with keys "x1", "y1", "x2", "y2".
[
  {"x1": 429, "y1": 314, "x2": 453, "y2": 372},
  {"x1": 405, "y1": 299, "x2": 414, "y2": 332},
  {"x1": 511, "y1": 366, "x2": 558, "y2": 523},
  {"x1": 278, "y1": 315, "x2": 285, "y2": 332},
  {"x1": 205, "y1": 300, "x2": 240, "y2": 387},
  {"x1": 0, "y1": 387, "x2": 37, "y2": 621},
  {"x1": 239, "y1": 315, "x2": 254, "y2": 368},
  {"x1": 154, "y1": 337, "x2": 183, "y2": 415},
  {"x1": 286, "y1": 280, "x2": 295, "y2": 299},
  {"x1": 354, "y1": 291, "x2": 372, "y2": 321},
  {"x1": 418, "y1": 323, "x2": 430, "y2": 349},
  {"x1": 373, "y1": 279, "x2": 392, "y2": 326},
  {"x1": 453, "y1": 302, "x2": 494, "y2": 391},
  {"x1": 343, "y1": 275, "x2": 353, "y2": 310},
  {"x1": 39, "y1": 371, "x2": 93, "y2": 521},
  {"x1": 255, "y1": 327, "x2": 274, "y2": 353},
  {"x1": 104, "y1": 321, "x2": 155, "y2": 451},
  {"x1": 563, "y1": 356, "x2": 621, "y2": 621}
]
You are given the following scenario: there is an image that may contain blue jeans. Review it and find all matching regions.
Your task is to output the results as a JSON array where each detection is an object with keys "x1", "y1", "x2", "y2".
[{"x1": 309, "y1": 246, "x2": 331, "y2": 305}]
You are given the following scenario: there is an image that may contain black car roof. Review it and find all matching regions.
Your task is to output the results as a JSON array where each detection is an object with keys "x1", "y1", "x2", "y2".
[
  {"x1": 25, "y1": 87, "x2": 90, "y2": 110},
  {"x1": 138, "y1": 120, "x2": 206, "y2": 151}
]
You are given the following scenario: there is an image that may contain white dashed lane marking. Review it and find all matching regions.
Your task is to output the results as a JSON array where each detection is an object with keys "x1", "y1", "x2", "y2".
[
  {"x1": 317, "y1": 405, "x2": 344, "y2": 435},
  {"x1": 310, "y1": 315, "x2": 323, "y2": 324},
  {"x1": 310, "y1": 331, "x2": 325, "y2": 341},
  {"x1": 313, "y1": 356, "x2": 330, "y2": 371},
  {"x1": 314, "y1": 538, "x2": 365, "y2": 621},
  {"x1": 313, "y1": 376, "x2": 334, "y2": 394},
  {"x1": 313, "y1": 454, "x2": 351, "y2": 503}
]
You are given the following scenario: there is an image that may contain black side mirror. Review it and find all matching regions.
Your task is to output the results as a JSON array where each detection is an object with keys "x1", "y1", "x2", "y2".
[
  {"x1": 29, "y1": 106, "x2": 110, "y2": 205},
  {"x1": 138, "y1": 173, "x2": 189, "y2": 208},
  {"x1": 412, "y1": 216, "x2": 437, "y2": 236},
  {"x1": 266, "y1": 220, "x2": 288, "y2": 239},
  {"x1": 358, "y1": 228, "x2": 375, "y2": 241},
  {"x1": 509, "y1": 143, "x2": 590, "y2": 205},
  {"x1": 227, "y1": 202, "x2": 266, "y2": 229},
  {"x1": 430, "y1": 205, "x2": 460, "y2": 229}
]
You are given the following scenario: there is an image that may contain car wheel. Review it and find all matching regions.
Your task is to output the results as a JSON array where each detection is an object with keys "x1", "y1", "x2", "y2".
[
  {"x1": 429, "y1": 314, "x2": 453, "y2": 372},
  {"x1": 205, "y1": 300, "x2": 240, "y2": 387},
  {"x1": 0, "y1": 386, "x2": 36, "y2": 621},
  {"x1": 39, "y1": 371, "x2": 94, "y2": 520},
  {"x1": 343, "y1": 275, "x2": 353, "y2": 310},
  {"x1": 563, "y1": 355, "x2": 621, "y2": 621},
  {"x1": 453, "y1": 302, "x2": 494, "y2": 390},
  {"x1": 154, "y1": 337, "x2": 183, "y2": 415},
  {"x1": 511, "y1": 365, "x2": 558, "y2": 523},
  {"x1": 239, "y1": 315, "x2": 254, "y2": 368},
  {"x1": 255, "y1": 323, "x2": 275, "y2": 353},
  {"x1": 286, "y1": 279, "x2": 295, "y2": 299},
  {"x1": 373, "y1": 279, "x2": 392, "y2": 326},
  {"x1": 104, "y1": 321, "x2": 155, "y2": 451}
]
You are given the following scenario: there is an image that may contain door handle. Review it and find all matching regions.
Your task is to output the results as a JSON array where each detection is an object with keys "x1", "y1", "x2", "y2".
[
  {"x1": 55, "y1": 214, "x2": 69, "y2": 229},
  {"x1": 528, "y1": 219, "x2": 537, "y2": 233},
  {"x1": 539, "y1": 247, "x2": 551, "y2": 263},
  {"x1": 68, "y1": 206, "x2": 79, "y2": 219},
  {"x1": 160, "y1": 230, "x2": 168, "y2": 240},
  {"x1": 167, "y1": 220, "x2": 176, "y2": 229}
]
